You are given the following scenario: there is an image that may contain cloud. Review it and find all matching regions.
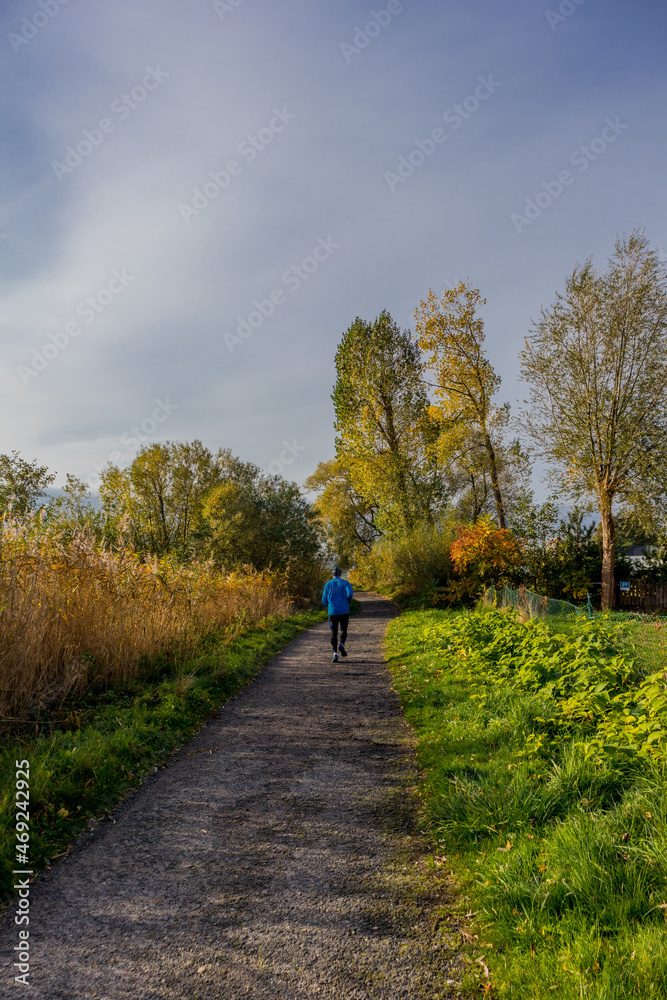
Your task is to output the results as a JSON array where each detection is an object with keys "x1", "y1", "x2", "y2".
[{"x1": 0, "y1": 0, "x2": 665, "y2": 498}]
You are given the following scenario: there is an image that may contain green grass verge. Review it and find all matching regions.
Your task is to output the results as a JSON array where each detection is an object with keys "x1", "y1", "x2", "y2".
[
  {"x1": 0, "y1": 608, "x2": 327, "y2": 902},
  {"x1": 385, "y1": 608, "x2": 667, "y2": 1000}
]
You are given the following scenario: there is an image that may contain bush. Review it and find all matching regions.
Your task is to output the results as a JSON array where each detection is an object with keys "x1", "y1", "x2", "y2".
[
  {"x1": 422, "y1": 608, "x2": 667, "y2": 758},
  {"x1": 448, "y1": 515, "x2": 523, "y2": 604},
  {"x1": 351, "y1": 520, "x2": 456, "y2": 603}
]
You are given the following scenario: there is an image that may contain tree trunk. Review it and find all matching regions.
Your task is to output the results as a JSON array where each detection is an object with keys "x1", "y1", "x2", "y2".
[
  {"x1": 381, "y1": 396, "x2": 413, "y2": 530},
  {"x1": 599, "y1": 495, "x2": 616, "y2": 611},
  {"x1": 482, "y1": 430, "x2": 506, "y2": 529}
]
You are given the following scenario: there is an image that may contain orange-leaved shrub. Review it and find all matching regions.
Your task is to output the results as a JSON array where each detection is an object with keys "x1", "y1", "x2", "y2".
[{"x1": 448, "y1": 515, "x2": 523, "y2": 604}]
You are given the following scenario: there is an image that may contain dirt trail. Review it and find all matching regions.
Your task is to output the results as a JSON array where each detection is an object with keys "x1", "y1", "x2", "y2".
[{"x1": 1, "y1": 593, "x2": 463, "y2": 999}]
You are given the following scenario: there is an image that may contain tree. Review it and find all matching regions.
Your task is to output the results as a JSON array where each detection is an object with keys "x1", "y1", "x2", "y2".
[
  {"x1": 332, "y1": 311, "x2": 447, "y2": 534},
  {"x1": 550, "y1": 509, "x2": 601, "y2": 601},
  {"x1": 0, "y1": 451, "x2": 55, "y2": 516},
  {"x1": 507, "y1": 496, "x2": 560, "y2": 593},
  {"x1": 520, "y1": 231, "x2": 667, "y2": 609},
  {"x1": 45, "y1": 475, "x2": 104, "y2": 539},
  {"x1": 98, "y1": 442, "x2": 322, "y2": 578},
  {"x1": 99, "y1": 441, "x2": 223, "y2": 555},
  {"x1": 510, "y1": 499, "x2": 601, "y2": 600},
  {"x1": 415, "y1": 283, "x2": 509, "y2": 529},
  {"x1": 304, "y1": 458, "x2": 381, "y2": 568},
  {"x1": 198, "y1": 465, "x2": 320, "y2": 573},
  {"x1": 440, "y1": 419, "x2": 531, "y2": 526}
]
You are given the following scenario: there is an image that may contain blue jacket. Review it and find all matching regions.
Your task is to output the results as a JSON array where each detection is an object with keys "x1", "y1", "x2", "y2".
[{"x1": 322, "y1": 576, "x2": 353, "y2": 615}]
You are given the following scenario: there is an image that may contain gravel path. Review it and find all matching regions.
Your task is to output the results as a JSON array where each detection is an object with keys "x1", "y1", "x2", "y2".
[{"x1": 1, "y1": 592, "x2": 464, "y2": 999}]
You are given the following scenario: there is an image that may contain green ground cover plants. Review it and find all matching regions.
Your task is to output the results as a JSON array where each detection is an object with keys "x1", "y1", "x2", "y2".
[
  {"x1": 0, "y1": 608, "x2": 328, "y2": 902},
  {"x1": 385, "y1": 607, "x2": 667, "y2": 999}
]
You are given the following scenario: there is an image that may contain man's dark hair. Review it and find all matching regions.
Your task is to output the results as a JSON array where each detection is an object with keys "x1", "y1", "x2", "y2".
[{"x1": 333, "y1": 567, "x2": 342, "y2": 576}]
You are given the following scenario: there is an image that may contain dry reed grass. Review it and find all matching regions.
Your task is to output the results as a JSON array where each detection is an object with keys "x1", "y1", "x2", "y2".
[{"x1": 0, "y1": 519, "x2": 289, "y2": 720}]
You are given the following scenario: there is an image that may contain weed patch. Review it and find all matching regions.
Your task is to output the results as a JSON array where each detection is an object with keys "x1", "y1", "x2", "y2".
[{"x1": 386, "y1": 608, "x2": 667, "y2": 998}]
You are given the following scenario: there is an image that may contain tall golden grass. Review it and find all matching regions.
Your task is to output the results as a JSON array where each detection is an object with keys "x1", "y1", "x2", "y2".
[{"x1": 0, "y1": 519, "x2": 289, "y2": 720}]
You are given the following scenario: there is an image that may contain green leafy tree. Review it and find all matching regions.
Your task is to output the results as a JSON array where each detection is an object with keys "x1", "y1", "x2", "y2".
[
  {"x1": 332, "y1": 310, "x2": 447, "y2": 534},
  {"x1": 509, "y1": 496, "x2": 560, "y2": 592},
  {"x1": 99, "y1": 442, "x2": 321, "y2": 579},
  {"x1": 305, "y1": 458, "x2": 381, "y2": 568},
  {"x1": 511, "y1": 499, "x2": 601, "y2": 600},
  {"x1": 99, "y1": 441, "x2": 223, "y2": 555},
  {"x1": 520, "y1": 231, "x2": 667, "y2": 609},
  {"x1": 45, "y1": 475, "x2": 104, "y2": 539},
  {"x1": 0, "y1": 451, "x2": 55, "y2": 516},
  {"x1": 551, "y1": 510, "x2": 602, "y2": 601},
  {"x1": 198, "y1": 467, "x2": 320, "y2": 572}
]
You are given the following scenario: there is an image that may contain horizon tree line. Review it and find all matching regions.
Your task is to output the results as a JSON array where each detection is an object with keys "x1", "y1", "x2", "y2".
[{"x1": 3, "y1": 230, "x2": 666, "y2": 611}]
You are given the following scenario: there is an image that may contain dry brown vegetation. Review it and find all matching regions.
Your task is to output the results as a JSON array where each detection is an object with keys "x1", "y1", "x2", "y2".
[{"x1": 0, "y1": 520, "x2": 290, "y2": 720}]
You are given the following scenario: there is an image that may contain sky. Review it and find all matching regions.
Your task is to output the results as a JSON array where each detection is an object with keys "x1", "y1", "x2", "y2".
[{"x1": 1, "y1": 0, "x2": 665, "y2": 497}]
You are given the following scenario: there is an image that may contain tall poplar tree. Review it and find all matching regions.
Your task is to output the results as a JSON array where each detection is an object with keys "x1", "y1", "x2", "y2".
[
  {"x1": 520, "y1": 231, "x2": 667, "y2": 609},
  {"x1": 415, "y1": 283, "x2": 509, "y2": 528},
  {"x1": 332, "y1": 311, "x2": 446, "y2": 534}
]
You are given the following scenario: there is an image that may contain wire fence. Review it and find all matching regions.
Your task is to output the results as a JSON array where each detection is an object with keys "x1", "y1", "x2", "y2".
[
  {"x1": 483, "y1": 584, "x2": 582, "y2": 621},
  {"x1": 601, "y1": 610, "x2": 667, "y2": 676},
  {"x1": 483, "y1": 584, "x2": 667, "y2": 677}
]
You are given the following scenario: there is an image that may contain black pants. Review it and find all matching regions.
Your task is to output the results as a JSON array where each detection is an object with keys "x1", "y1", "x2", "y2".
[{"x1": 329, "y1": 613, "x2": 349, "y2": 651}]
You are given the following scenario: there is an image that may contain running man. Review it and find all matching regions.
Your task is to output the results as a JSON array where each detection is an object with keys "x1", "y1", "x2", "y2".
[{"x1": 322, "y1": 567, "x2": 354, "y2": 662}]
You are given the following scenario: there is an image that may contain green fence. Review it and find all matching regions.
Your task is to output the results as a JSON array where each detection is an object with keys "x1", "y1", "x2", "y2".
[
  {"x1": 483, "y1": 584, "x2": 582, "y2": 620},
  {"x1": 484, "y1": 584, "x2": 667, "y2": 676},
  {"x1": 598, "y1": 609, "x2": 667, "y2": 676}
]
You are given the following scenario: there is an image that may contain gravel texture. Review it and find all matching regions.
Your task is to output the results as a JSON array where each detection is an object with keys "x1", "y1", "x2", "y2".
[{"x1": 1, "y1": 592, "x2": 464, "y2": 999}]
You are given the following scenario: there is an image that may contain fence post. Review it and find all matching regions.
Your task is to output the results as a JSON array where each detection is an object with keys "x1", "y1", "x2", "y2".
[{"x1": 586, "y1": 592, "x2": 593, "y2": 620}]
